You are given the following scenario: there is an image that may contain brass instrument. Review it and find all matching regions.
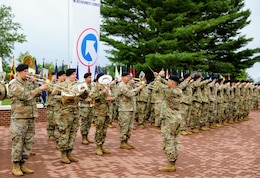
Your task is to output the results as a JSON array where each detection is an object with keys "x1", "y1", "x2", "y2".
[
  {"x1": 23, "y1": 56, "x2": 36, "y2": 74},
  {"x1": 98, "y1": 75, "x2": 113, "y2": 103}
]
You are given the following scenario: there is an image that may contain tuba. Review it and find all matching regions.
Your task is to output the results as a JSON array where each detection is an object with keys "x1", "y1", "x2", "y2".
[{"x1": 23, "y1": 56, "x2": 36, "y2": 74}]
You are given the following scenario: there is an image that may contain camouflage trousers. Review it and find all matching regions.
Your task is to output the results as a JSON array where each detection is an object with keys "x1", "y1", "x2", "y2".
[
  {"x1": 109, "y1": 102, "x2": 118, "y2": 124},
  {"x1": 161, "y1": 112, "x2": 181, "y2": 162},
  {"x1": 118, "y1": 111, "x2": 134, "y2": 141},
  {"x1": 217, "y1": 103, "x2": 224, "y2": 122},
  {"x1": 179, "y1": 103, "x2": 191, "y2": 130},
  {"x1": 150, "y1": 102, "x2": 162, "y2": 127},
  {"x1": 46, "y1": 105, "x2": 55, "y2": 138},
  {"x1": 10, "y1": 118, "x2": 35, "y2": 162},
  {"x1": 94, "y1": 116, "x2": 109, "y2": 145},
  {"x1": 200, "y1": 102, "x2": 209, "y2": 126},
  {"x1": 190, "y1": 101, "x2": 202, "y2": 128},
  {"x1": 57, "y1": 107, "x2": 79, "y2": 151},
  {"x1": 79, "y1": 106, "x2": 94, "y2": 136},
  {"x1": 208, "y1": 101, "x2": 217, "y2": 123},
  {"x1": 136, "y1": 101, "x2": 147, "y2": 125}
]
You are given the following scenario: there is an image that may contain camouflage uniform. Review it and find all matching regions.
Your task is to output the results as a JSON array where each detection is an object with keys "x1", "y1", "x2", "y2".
[
  {"x1": 56, "y1": 80, "x2": 80, "y2": 152},
  {"x1": 179, "y1": 81, "x2": 192, "y2": 131},
  {"x1": 117, "y1": 81, "x2": 141, "y2": 142},
  {"x1": 79, "y1": 82, "x2": 94, "y2": 139},
  {"x1": 147, "y1": 77, "x2": 165, "y2": 127},
  {"x1": 136, "y1": 86, "x2": 148, "y2": 126},
  {"x1": 89, "y1": 83, "x2": 110, "y2": 146},
  {"x1": 160, "y1": 79, "x2": 188, "y2": 162},
  {"x1": 200, "y1": 80, "x2": 210, "y2": 128},
  {"x1": 208, "y1": 81, "x2": 217, "y2": 125},
  {"x1": 46, "y1": 81, "x2": 56, "y2": 139},
  {"x1": 109, "y1": 81, "x2": 119, "y2": 125},
  {"x1": 216, "y1": 82, "x2": 224, "y2": 125},
  {"x1": 8, "y1": 78, "x2": 42, "y2": 163}
]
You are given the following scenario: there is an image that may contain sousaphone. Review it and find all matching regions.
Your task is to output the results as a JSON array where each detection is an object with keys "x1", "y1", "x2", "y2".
[
  {"x1": 98, "y1": 75, "x2": 112, "y2": 85},
  {"x1": 23, "y1": 56, "x2": 36, "y2": 74}
]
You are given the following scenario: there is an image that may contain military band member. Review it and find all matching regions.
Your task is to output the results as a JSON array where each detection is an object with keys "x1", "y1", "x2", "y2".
[
  {"x1": 117, "y1": 72, "x2": 144, "y2": 149},
  {"x1": 89, "y1": 73, "x2": 114, "y2": 155},
  {"x1": 8, "y1": 64, "x2": 48, "y2": 176},
  {"x1": 46, "y1": 72, "x2": 57, "y2": 141},
  {"x1": 79, "y1": 73, "x2": 94, "y2": 145},
  {"x1": 56, "y1": 68, "x2": 81, "y2": 164},
  {"x1": 52, "y1": 71, "x2": 66, "y2": 147}
]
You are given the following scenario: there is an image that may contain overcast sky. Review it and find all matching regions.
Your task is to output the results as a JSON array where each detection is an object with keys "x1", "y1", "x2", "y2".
[{"x1": 1, "y1": 0, "x2": 259, "y2": 82}]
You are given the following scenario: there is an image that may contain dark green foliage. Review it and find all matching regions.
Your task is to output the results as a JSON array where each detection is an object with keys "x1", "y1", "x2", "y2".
[{"x1": 101, "y1": 0, "x2": 260, "y2": 80}]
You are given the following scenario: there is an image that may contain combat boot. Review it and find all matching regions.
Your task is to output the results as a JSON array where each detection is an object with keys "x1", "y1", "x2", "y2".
[
  {"x1": 126, "y1": 141, "x2": 135, "y2": 149},
  {"x1": 86, "y1": 136, "x2": 94, "y2": 144},
  {"x1": 61, "y1": 151, "x2": 71, "y2": 164},
  {"x1": 159, "y1": 161, "x2": 176, "y2": 172},
  {"x1": 20, "y1": 162, "x2": 34, "y2": 174},
  {"x1": 12, "y1": 162, "x2": 23, "y2": 176},
  {"x1": 67, "y1": 150, "x2": 79, "y2": 162},
  {"x1": 180, "y1": 130, "x2": 188, "y2": 136},
  {"x1": 200, "y1": 126, "x2": 210, "y2": 131},
  {"x1": 30, "y1": 151, "x2": 36, "y2": 156},
  {"x1": 192, "y1": 128, "x2": 200, "y2": 133},
  {"x1": 223, "y1": 120, "x2": 229, "y2": 126},
  {"x1": 48, "y1": 135, "x2": 55, "y2": 141},
  {"x1": 228, "y1": 119, "x2": 234, "y2": 124},
  {"x1": 101, "y1": 145, "x2": 111, "y2": 154},
  {"x1": 120, "y1": 141, "x2": 132, "y2": 150},
  {"x1": 82, "y1": 135, "x2": 89, "y2": 145},
  {"x1": 96, "y1": 145, "x2": 103, "y2": 156},
  {"x1": 139, "y1": 124, "x2": 145, "y2": 129}
]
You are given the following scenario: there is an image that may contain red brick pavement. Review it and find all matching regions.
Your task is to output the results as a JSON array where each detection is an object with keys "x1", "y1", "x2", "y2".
[{"x1": 0, "y1": 110, "x2": 260, "y2": 178}]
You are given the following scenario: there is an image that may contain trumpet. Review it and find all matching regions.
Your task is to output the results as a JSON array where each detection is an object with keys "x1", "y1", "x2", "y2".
[
  {"x1": 132, "y1": 78, "x2": 157, "y2": 90},
  {"x1": 26, "y1": 74, "x2": 71, "y2": 93}
]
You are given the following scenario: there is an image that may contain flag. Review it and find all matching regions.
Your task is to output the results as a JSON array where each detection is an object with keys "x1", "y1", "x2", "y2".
[
  {"x1": 76, "y1": 63, "x2": 79, "y2": 80},
  {"x1": 133, "y1": 66, "x2": 136, "y2": 78},
  {"x1": 119, "y1": 66, "x2": 122, "y2": 77},
  {"x1": 103, "y1": 67, "x2": 107, "y2": 74},
  {"x1": 10, "y1": 57, "x2": 16, "y2": 80},
  {"x1": 130, "y1": 65, "x2": 133, "y2": 77},
  {"x1": 87, "y1": 66, "x2": 91, "y2": 73},
  {"x1": 55, "y1": 63, "x2": 58, "y2": 79},
  {"x1": 94, "y1": 65, "x2": 99, "y2": 79},
  {"x1": 166, "y1": 69, "x2": 169, "y2": 79},
  {"x1": 62, "y1": 61, "x2": 65, "y2": 71},
  {"x1": 35, "y1": 59, "x2": 39, "y2": 74},
  {"x1": 98, "y1": 65, "x2": 101, "y2": 73},
  {"x1": 41, "y1": 59, "x2": 47, "y2": 105},
  {"x1": 181, "y1": 70, "x2": 184, "y2": 79},
  {"x1": 114, "y1": 65, "x2": 120, "y2": 81}
]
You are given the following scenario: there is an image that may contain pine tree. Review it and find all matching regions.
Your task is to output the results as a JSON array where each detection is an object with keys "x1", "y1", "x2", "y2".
[{"x1": 101, "y1": 0, "x2": 260, "y2": 79}]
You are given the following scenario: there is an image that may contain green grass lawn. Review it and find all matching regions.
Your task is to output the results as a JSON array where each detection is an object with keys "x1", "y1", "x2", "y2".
[{"x1": 1, "y1": 99, "x2": 10, "y2": 105}]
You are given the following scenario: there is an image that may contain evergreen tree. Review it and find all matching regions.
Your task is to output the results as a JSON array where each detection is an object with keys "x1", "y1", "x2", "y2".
[{"x1": 101, "y1": 0, "x2": 260, "y2": 79}]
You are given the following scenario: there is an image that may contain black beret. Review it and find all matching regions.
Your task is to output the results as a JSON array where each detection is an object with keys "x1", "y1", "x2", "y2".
[
  {"x1": 58, "y1": 71, "x2": 65, "y2": 76},
  {"x1": 66, "y1": 68, "x2": 76, "y2": 76},
  {"x1": 51, "y1": 72, "x2": 56, "y2": 75},
  {"x1": 84, "y1": 73, "x2": 92, "y2": 78},
  {"x1": 122, "y1": 72, "x2": 130, "y2": 77},
  {"x1": 168, "y1": 75, "x2": 180, "y2": 83},
  {"x1": 96, "y1": 73, "x2": 104, "y2": 81},
  {"x1": 16, "y1": 64, "x2": 28, "y2": 72}
]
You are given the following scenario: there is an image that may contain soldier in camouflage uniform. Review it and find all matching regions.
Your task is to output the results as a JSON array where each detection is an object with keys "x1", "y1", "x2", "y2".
[
  {"x1": 117, "y1": 72, "x2": 144, "y2": 149},
  {"x1": 8, "y1": 64, "x2": 48, "y2": 176},
  {"x1": 136, "y1": 77, "x2": 149, "y2": 129},
  {"x1": 179, "y1": 74, "x2": 193, "y2": 135},
  {"x1": 89, "y1": 73, "x2": 114, "y2": 155},
  {"x1": 159, "y1": 74, "x2": 189, "y2": 172},
  {"x1": 147, "y1": 72, "x2": 165, "y2": 130},
  {"x1": 208, "y1": 78, "x2": 218, "y2": 128},
  {"x1": 52, "y1": 71, "x2": 66, "y2": 147},
  {"x1": 108, "y1": 78, "x2": 119, "y2": 128},
  {"x1": 46, "y1": 72, "x2": 57, "y2": 141},
  {"x1": 216, "y1": 79, "x2": 224, "y2": 127},
  {"x1": 79, "y1": 73, "x2": 94, "y2": 145},
  {"x1": 55, "y1": 68, "x2": 81, "y2": 164}
]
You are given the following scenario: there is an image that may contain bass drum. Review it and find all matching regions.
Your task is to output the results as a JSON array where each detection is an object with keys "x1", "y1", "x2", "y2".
[{"x1": 0, "y1": 83, "x2": 7, "y2": 100}]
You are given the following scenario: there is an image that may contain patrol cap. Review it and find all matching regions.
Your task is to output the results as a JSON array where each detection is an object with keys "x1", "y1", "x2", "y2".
[
  {"x1": 168, "y1": 75, "x2": 180, "y2": 83},
  {"x1": 122, "y1": 72, "x2": 130, "y2": 77},
  {"x1": 58, "y1": 71, "x2": 65, "y2": 76},
  {"x1": 16, "y1": 64, "x2": 28, "y2": 72},
  {"x1": 66, "y1": 68, "x2": 76, "y2": 76},
  {"x1": 84, "y1": 73, "x2": 92, "y2": 78},
  {"x1": 96, "y1": 72, "x2": 104, "y2": 81}
]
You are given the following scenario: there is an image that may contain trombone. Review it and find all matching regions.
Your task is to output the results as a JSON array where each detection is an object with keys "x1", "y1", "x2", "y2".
[
  {"x1": 26, "y1": 73, "x2": 71, "y2": 93},
  {"x1": 132, "y1": 78, "x2": 158, "y2": 91}
]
